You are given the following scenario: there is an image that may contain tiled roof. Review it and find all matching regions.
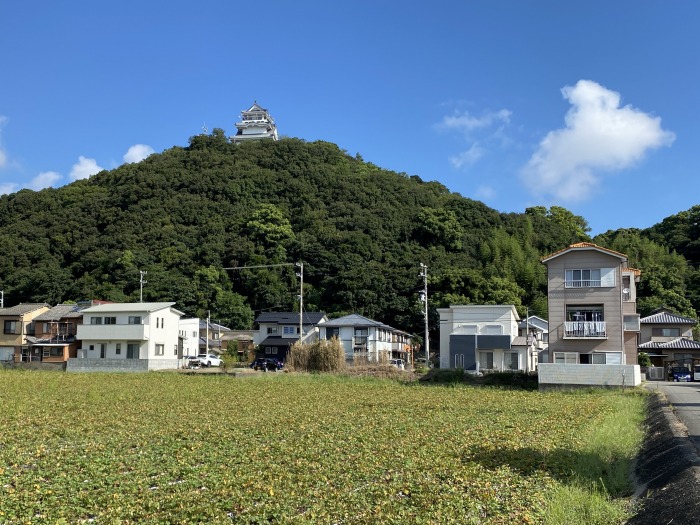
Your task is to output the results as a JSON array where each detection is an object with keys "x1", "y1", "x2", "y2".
[
  {"x1": 0, "y1": 303, "x2": 49, "y2": 316},
  {"x1": 640, "y1": 311, "x2": 697, "y2": 325},
  {"x1": 541, "y1": 242, "x2": 627, "y2": 263},
  {"x1": 34, "y1": 304, "x2": 87, "y2": 321},
  {"x1": 511, "y1": 336, "x2": 528, "y2": 346},
  {"x1": 199, "y1": 320, "x2": 232, "y2": 331},
  {"x1": 259, "y1": 336, "x2": 295, "y2": 347},
  {"x1": 639, "y1": 337, "x2": 700, "y2": 350},
  {"x1": 254, "y1": 312, "x2": 327, "y2": 325}
]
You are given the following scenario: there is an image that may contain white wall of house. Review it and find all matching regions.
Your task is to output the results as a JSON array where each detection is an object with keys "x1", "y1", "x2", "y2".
[
  {"x1": 438, "y1": 305, "x2": 520, "y2": 369},
  {"x1": 179, "y1": 318, "x2": 200, "y2": 357},
  {"x1": 76, "y1": 303, "x2": 182, "y2": 366}
]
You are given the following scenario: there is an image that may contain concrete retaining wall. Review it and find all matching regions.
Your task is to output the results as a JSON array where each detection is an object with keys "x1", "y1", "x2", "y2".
[
  {"x1": 66, "y1": 358, "x2": 179, "y2": 372},
  {"x1": 538, "y1": 363, "x2": 641, "y2": 389}
]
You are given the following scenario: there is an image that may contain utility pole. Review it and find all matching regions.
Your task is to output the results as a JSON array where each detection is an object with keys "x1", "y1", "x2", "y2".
[
  {"x1": 296, "y1": 262, "x2": 304, "y2": 343},
  {"x1": 206, "y1": 310, "x2": 210, "y2": 355},
  {"x1": 1, "y1": 290, "x2": 3, "y2": 309},
  {"x1": 419, "y1": 263, "x2": 429, "y2": 364},
  {"x1": 139, "y1": 270, "x2": 147, "y2": 302}
]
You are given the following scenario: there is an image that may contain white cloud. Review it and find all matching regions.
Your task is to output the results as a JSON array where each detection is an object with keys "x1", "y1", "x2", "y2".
[
  {"x1": 29, "y1": 171, "x2": 62, "y2": 191},
  {"x1": 521, "y1": 80, "x2": 675, "y2": 201},
  {"x1": 123, "y1": 144, "x2": 155, "y2": 164},
  {"x1": 449, "y1": 143, "x2": 484, "y2": 168},
  {"x1": 437, "y1": 108, "x2": 512, "y2": 169},
  {"x1": 0, "y1": 182, "x2": 18, "y2": 195},
  {"x1": 69, "y1": 156, "x2": 104, "y2": 181},
  {"x1": 437, "y1": 109, "x2": 512, "y2": 133},
  {"x1": 475, "y1": 185, "x2": 495, "y2": 200}
]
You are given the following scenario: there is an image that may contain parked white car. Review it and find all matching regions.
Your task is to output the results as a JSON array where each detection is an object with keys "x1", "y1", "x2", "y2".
[
  {"x1": 389, "y1": 358, "x2": 405, "y2": 370},
  {"x1": 197, "y1": 354, "x2": 222, "y2": 367}
]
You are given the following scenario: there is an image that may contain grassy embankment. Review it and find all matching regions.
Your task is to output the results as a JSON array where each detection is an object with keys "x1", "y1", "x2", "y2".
[{"x1": 0, "y1": 370, "x2": 646, "y2": 524}]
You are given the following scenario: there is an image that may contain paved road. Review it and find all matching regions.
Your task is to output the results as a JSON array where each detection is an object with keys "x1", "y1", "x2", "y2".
[{"x1": 647, "y1": 380, "x2": 700, "y2": 452}]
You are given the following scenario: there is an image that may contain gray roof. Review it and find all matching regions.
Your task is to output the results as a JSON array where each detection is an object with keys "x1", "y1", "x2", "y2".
[
  {"x1": 321, "y1": 313, "x2": 400, "y2": 332},
  {"x1": 81, "y1": 302, "x2": 182, "y2": 315},
  {"x1": 34, "y1": 304, "x2": 87, "y2": 321},
  {"x1": 639, "y1": 337, "x2": 700, "y2": 350},
  {"x1": 511, "y1": 335, "x2": 528, "y2": 346},
  {"x1": 199, "y1": 320, "x2": 232, "y2": 331},
  {"x1": 518, "y1": 316, "x2": 549, "y2": 332},
  {"x1": 254, "y1": 312, "x2": 327, "y2": 325},
  {"x1": 0, "y1": 303, "x2": 49, "y2": 317},
  {"x1": 640, "y1": 310, "x2": 697, "y2": 325}
]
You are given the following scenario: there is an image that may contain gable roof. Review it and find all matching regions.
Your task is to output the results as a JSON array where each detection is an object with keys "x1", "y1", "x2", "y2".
[
  {"x1": 321, "y1": 313, "x2": 398, "y2": 331},
  {"x1": 639, "y1": 337, "x2": 700, "y2": 350},
  {"x1": 81, "y1": 302, "x2": 182, "y2": 315},
  {"x1": 541, "y1": 242, "x2": 627, "y2": 263},
  {"x1": 640, "y1": 309, "x2": 697, "y2": 325},
  {"x1": 518, "y1": 316, "x2": 549, "y2": 331},
  {"x1": 34, "y1": 304, "x2": 87, "y2": 321},
  {"x1": 0, "y1": 303, "x2": 49, "y2": 317},
  {"x1": 254, "y1": 312, "x2": 327, "y2": 325}
]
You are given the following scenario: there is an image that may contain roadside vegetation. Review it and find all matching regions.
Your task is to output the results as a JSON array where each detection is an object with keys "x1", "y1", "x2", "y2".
[{"x1": 0, "y1": 370, "x2": 646, "y2": 524}]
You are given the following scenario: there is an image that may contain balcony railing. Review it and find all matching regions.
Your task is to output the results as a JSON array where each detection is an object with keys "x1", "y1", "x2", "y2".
[
  {"x1": 565, "y1": 280, "x2": 602, "y2": 288},
  {"x1": 564, "y1": 321, "x2": 607, "y2": 338}
]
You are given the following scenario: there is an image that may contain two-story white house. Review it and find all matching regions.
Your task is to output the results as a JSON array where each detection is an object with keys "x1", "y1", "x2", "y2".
[
  {"x1": 438, "y1": 305, "x2": 535, "y2": 372},
  {"x1": 317, "y1": 313, "x2": 411, "y2": 364},
  {"x1": 70, "y1": 302, "x2": 184, "y2": 372},
  {"x1": 254, "y1": 312, "x2": 328, "y2": 362},
  {"x1": 178, "y1": 317, "x2": 200, "y2": 358}
]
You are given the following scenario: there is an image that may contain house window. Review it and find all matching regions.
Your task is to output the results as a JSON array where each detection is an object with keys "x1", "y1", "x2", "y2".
[
  {"x1": 155, "y1": 344, "x2": 164, "y2": 356},
  {"x1": 326, "y1": 327, "x2": 340, "y2": 340},
  {"x1": 283, "y1": 326, "x2": 297, "y2": 335},
  {"x1": 479, "y1": 351, "x2": 494, "y2": 369},
  {"x1": 100, "y1": 344, "x2": 106, "y2": 359},
  {"x1": 115, "y1": 343, "x2": 121, "y2": 355},
  {"x1": 565, "y1": 305, "x2": 606, "y2": 337},
  {"x1": 90, "y1": 317, "x2": 102, "y2": 325},
  {"x1": 652, "y1": 327, "x2": 681, "y2": 338},
  {"x1": 126, "y1": 343, "x2": 139, "y2": 359},
  {"x1": 104, "y1": 317, "x2": 116, "y2": 325},
  {"x1": 624, "y1": 315, "x2": 640, "y2": 332},
  {"x1": 505, "y1": 352, "x2": 519, "y2": 370},
  {"x1": 265, "y1": 347, "x2": 278, "y2": 355},
  {"x1": 174, "y1": 345, "x2": 178, "y2": 355},
  {"x1": 580, "y1": 353, "x2": 606, "y2": 364},
  {"x1": 354, "y1": 328, "x2": 368, "y2": 347},
  {"x1": 3, "y1": 321, "x2": 17, "y2": 334},
  {"x1": 554, "y1": 352, "x2": 578, "y2": 364},
  {"x1": 89, "y1": 345, "x2": 95, "y2": 351},
  {"x1": 484, "y1": 325, "x2": 502, "y2": 335},
  {"x1": 43, "y1": 348, "x2": 50, "y2": 358},
  {"x1": 565, "y1": 269, "x2": 602, "y2": 288},
  {"x1": 156, "y1": 318, "x2": 160, "y2": 328},
  {"x1": 128, "y1": 316, "x2": 141, "y2": 325},
  {"x1": 267, "y1": 327, "x2": 278, "y2": 334}
]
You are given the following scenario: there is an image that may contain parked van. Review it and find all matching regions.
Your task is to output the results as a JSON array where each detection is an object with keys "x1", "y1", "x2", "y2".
[{"x1": 694, "y1": 365, "x2": 700, "y2": 382}]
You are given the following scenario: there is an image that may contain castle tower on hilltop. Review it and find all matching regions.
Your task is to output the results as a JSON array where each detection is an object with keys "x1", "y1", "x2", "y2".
[{"x1": 230, "y1": 102, "x2": 279, "y2": 143}]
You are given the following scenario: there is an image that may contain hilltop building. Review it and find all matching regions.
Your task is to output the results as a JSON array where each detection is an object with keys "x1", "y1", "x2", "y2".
[{"x1": 231, "y1": 102, "x2": 278, "y2": 143}]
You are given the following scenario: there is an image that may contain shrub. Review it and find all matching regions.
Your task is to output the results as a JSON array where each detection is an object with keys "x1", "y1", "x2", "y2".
[{"x1": 287, "y1": 338, "x2": 346, "y2": 373}]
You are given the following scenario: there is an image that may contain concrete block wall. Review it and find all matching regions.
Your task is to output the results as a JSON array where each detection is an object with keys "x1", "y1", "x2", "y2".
[
  {"x1": 538, "y1": 363, "x2": 641, "y2": 389},
  {"x1": 67, "y1": 358, "x2": 150, "y2": 372}
]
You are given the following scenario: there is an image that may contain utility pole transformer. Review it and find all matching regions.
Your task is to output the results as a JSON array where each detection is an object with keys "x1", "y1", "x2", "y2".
[{"x1": 419, "y1": 263, "x2": 429, "y2": 364}]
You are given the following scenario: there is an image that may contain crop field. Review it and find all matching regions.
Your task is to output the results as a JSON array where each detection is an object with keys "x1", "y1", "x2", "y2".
[{"x1": 0, "y1": 370, "x2": 645, "y2": 524}]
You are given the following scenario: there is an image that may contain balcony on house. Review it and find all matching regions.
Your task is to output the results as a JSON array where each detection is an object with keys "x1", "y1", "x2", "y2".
[
  {"x1": 564, "y1": 321, "x2": 607, "y2": 338},
  {"x1": 77, "y1": 323, "x2": 150, "y2": 341}
]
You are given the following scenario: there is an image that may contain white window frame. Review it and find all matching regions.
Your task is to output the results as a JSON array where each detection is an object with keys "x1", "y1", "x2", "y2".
[
  {"x1": 554, "y1": 352, "x2": 578, "y2": 364},
  {"x1": 155, "y1": 344, "x2": 164, "y2": 356},
  {"x1": 479, "y1": 351, "x2": 494, "y2": 369}
]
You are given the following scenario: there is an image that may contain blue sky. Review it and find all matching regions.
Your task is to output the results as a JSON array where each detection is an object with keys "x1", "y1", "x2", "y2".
[{"x1": 1, "y1": 1, "x2": 697, "y2": 235}]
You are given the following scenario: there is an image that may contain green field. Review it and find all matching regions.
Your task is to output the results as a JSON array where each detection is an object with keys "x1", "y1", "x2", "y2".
[{"x1": 0, "y1": 371, "x2": 646, "y2": 524}]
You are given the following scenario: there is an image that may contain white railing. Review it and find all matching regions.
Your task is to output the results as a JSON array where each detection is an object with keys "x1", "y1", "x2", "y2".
[
  {"x1": 564, "y1": 321, "x2": 607, "y2": 338},
  {"x1": 565, "y1": 280, "x2": 602, "y2": 288}
]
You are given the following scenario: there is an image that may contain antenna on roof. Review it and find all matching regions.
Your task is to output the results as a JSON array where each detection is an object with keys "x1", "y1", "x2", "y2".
[{"x1": 202, "y1": 122, "x2": 208, "y2": 134}]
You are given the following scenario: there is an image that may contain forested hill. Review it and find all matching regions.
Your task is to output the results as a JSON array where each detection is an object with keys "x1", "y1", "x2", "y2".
[{"x1": 0, "y1": 132, "x2": 698, "y2": 336}]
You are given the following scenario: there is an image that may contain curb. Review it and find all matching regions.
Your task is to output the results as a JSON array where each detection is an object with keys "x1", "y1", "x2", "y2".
[{"x1": 627, "y1": 391, "x2": 700, "y2": 524}]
